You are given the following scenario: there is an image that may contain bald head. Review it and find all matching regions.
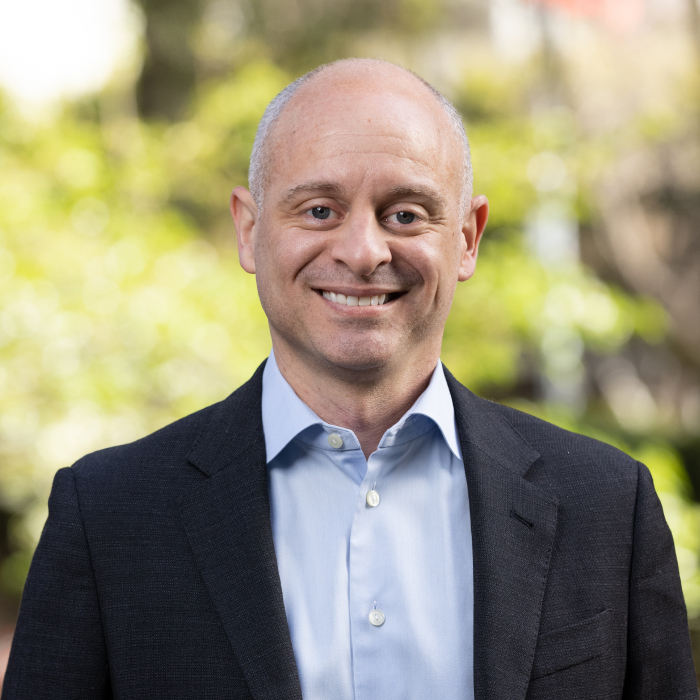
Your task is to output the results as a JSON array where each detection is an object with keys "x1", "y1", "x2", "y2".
[{"x1": 248, "y1": 58, "x2": 472, "y2": 213}]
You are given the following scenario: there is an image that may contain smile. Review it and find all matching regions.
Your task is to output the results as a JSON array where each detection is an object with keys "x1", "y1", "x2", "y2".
[{"x1": 320, "y1": 290, "x2": 396, "y2": 307}]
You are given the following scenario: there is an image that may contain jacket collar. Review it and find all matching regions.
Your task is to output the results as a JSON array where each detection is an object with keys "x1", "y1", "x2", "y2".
[{"x1": 181, "y1": 362, "x2": 558, "y2": 700}]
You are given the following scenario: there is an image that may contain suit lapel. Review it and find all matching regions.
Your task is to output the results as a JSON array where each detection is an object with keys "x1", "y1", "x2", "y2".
[
  {"x1": 446, "y1": 370, "x2": 558, "y2": 700},
  {"x1": 178, "y1": 363, "x2": 303, "y2": 700}
]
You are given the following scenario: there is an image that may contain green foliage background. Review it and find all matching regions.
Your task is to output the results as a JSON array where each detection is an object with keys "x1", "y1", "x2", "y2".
[{"x1": 1, "y1": 56, "x2": 699, "y2": 615}]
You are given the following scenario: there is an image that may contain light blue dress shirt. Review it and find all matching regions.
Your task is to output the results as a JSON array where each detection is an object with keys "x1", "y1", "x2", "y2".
[{"x1": 262, "y1": 352, "x2": 474, "y2": 700}]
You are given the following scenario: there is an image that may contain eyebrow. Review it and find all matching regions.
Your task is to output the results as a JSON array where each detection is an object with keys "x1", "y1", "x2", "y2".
[
  {"x1": 277, "y1": 181, "x2": 449, "y2": 210},
  {"x1": 278, "y1": 181, "x2": 344, "y2": 205},
  {"x1": 386, "y1": 185, "x2": 447, "y2": 209}
]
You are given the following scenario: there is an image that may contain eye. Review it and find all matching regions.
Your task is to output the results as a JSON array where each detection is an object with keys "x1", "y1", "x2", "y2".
[
  {"x1": 308, "y1": 206, "x2": 332, "y2": 220},
  {"x1": 387, "y1": 211, "x2": 416, "y2": 224}
]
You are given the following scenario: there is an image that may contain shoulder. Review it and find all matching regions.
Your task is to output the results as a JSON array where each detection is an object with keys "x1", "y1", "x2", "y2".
[
  {"x1": 490, "y1": 399, "x2": 641, "y2": 506},
  {"x1": 494, "y1": 400, "x2": 635, "y2": 468},
  {"x1": 69, "y1": 401, "x2": 221, "y2": 494},
  {"x1": 69, "y1": 361, "x2": 266, "y2": 496},
  {"x1": 445, "y1": 370, "x2": 640, "y2": 497},
  {"x1": 450, "y1": 383, "x2": 647, "y2": 550}
]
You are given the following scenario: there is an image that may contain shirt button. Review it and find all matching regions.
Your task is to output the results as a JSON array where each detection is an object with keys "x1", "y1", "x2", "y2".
[
  {"x1": 327, "y1": 433, "x2": 343, "y2": 449},
  {"x1": 369, "y1": 609, "x2": 385, "y2": 627},
  {"x1": 366, "y1": 489, "x2": 380, "y2": 507}
]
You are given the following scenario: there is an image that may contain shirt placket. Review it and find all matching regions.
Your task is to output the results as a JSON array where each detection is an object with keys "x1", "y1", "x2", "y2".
[{"x1": 347, "y1": 445, "x2": 391, "y2": 700}]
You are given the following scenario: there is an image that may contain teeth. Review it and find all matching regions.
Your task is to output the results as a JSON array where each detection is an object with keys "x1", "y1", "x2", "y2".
[{"x1": 322, "y1": 291, "x2": 391, "y2": 306}]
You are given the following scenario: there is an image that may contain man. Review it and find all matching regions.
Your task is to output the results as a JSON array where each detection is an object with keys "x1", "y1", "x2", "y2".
[{"x1": 3, "y1": 59, "x2": 697, "y2": 699}]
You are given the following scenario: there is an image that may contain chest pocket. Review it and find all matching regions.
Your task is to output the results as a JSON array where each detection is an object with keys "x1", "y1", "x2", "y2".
[{"x1": 530, "y1": 608, "x2": 612, "y2": 680}]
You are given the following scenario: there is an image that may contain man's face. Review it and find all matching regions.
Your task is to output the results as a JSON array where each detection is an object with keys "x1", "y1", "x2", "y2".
[{"x1": 233, "y1": 68, "x2": 487, "y2": 378}]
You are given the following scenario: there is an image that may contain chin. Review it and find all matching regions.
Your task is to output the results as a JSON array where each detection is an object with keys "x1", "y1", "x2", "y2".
[{"x1": 314, "y1": 337, "x2": 397, "y2": 374}]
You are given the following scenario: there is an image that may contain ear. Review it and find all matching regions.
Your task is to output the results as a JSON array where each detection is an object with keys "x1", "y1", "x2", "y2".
[
  {"x1": 230, "y1": 186, "x2": 259, "y2": 274},
  {"x1": 458, "y1": 195, "x2": 489, "y2": 282}
]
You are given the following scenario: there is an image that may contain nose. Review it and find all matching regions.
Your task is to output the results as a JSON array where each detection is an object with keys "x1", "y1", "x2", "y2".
[{"x1": 330, "y1": 212, "x2": 392, "y2": 277}]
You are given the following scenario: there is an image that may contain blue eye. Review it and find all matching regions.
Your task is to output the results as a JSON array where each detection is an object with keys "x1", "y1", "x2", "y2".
[
  {"x1": 310, "y1": 206, "x2": 331, "y2": 220},
  {"x1": 390, "y1": 211, "x2": 415, "y2": 224}
]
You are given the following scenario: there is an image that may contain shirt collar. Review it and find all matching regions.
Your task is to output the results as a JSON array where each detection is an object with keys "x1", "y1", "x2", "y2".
[
  {"x1": 389, "y1": 359, "x2": 462, "y2": 460},
  {"x1": 261, "y1": 351, "x2": 462, "y2": 463}
]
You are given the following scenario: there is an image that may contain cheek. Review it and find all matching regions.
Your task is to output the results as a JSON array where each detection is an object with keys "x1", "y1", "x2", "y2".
[
  {"x1": 254, "y1": 228, "x2": 333, "y2": 324},
  {"x1": 284, "y1": 231, "x2": 329, "y2": 267},
  {"x1": 395, "y1": 233, "x2": 462, "y2": 291},
  {"x1": 255, "y1": 225, "x2": 325, "y2": 282}
]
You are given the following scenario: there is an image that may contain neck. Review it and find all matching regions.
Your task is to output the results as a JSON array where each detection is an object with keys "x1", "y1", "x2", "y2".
[{"x1": 272, "y1": 343, "x2": 439, "y2": 459}]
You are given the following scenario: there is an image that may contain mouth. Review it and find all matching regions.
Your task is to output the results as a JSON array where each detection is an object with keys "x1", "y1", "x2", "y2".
[{"x1": 318, "y1": 290, "x2": 403, "y2": 307}]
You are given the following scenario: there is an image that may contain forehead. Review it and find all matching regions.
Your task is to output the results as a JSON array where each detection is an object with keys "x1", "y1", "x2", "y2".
[{"x1": 266, "y1": 68, "x2": 462, "y2": 201}]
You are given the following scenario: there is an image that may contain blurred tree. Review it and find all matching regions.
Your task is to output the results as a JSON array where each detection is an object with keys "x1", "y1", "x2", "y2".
[
  {"x1": 135, "y1": 0, "x2": 205, "y2": 120},
  {"x1": 194, "y1": 0, "x2": 447, "y2": 73},
  {"x1": 3, "y1": 52, "x2": 700, "y2": 621},
  {"x1": 689, "y1": 0, "x2": 700, "y2": 54},
  {"x1": 133, "y1": 0, "x2": 487, "y2": 119},
  {"x1": 1, "y1": 0, "x2": 700, "y2": 642},
  {"x1": 520, "y1": 1, "x2": 700, "y2": 523}
]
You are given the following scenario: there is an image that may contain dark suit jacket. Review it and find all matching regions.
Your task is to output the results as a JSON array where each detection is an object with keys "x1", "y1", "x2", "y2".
[{"x1": 3, "y1": 363, "x2": 698, "y2": 699}]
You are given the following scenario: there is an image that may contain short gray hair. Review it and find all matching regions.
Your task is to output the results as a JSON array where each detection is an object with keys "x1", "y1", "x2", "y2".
[{"x1": 248, "y1": 58, "x2": 473, "y2": 213}]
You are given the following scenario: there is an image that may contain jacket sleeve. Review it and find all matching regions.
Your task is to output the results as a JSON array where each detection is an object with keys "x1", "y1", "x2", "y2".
[
  {"x1": 622, "y1": 461, "x2": 698, "y2": 699},
  {"x1": 2, "y1": 467, "x2": 111, "y2": 699}
]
